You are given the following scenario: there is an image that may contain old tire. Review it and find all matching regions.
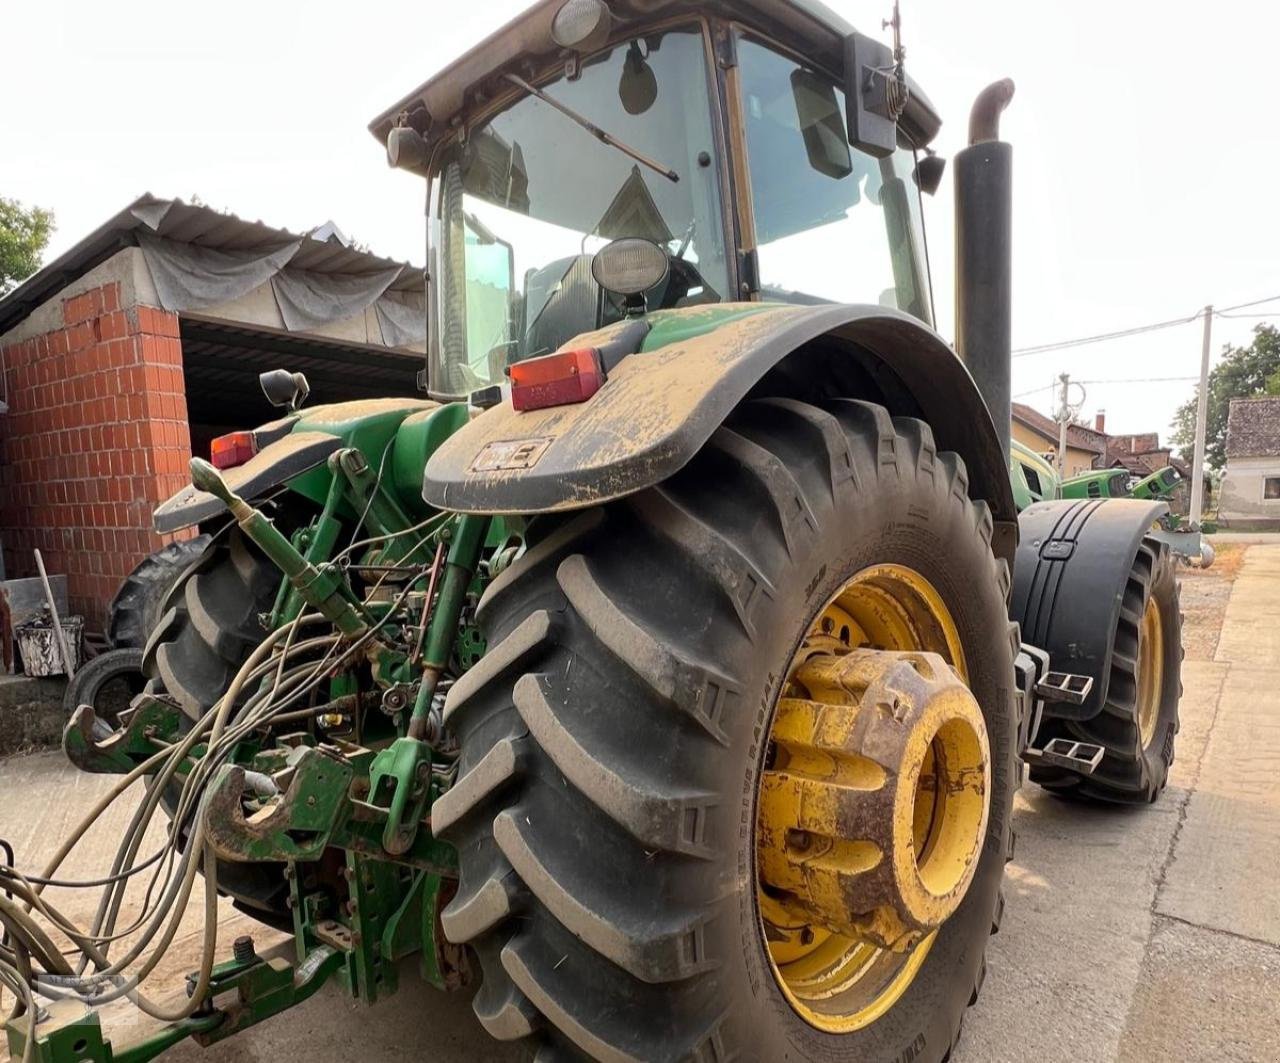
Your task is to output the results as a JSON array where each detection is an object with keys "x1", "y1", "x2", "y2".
[
  {"x1": 107, "y1": 536, "x2": 212, "y2": 649},
  {"x1": 142, "y1": 525, "x2": 289, "y2": 918},
  {"x1": 63, "y1": 648, "x2": 146, "y2": 730},
  {"x1": 1031, "y1": 539, "x2": 1182, "y2": 804},
  {"x1": 434, "y1": 398, "x2": 1017, "y2": 1062}
]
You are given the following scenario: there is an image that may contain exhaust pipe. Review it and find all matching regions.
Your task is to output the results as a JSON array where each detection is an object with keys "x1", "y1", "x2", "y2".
[{"x1": 954, "y1": 79, "x2": 1015, "y2": 460}]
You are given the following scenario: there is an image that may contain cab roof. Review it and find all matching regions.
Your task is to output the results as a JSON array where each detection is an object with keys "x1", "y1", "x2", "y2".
[{"x1": 367, "y1": 0, "x2": 933, "y2": 156}]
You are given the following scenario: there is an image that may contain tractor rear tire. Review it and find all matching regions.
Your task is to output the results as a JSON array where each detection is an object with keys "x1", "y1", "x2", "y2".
[
  {"x1": 108, "y1": 535, "x2": 212, "y2": 650},
  {"x1": 141, "y1": 524, "x2": 290, "y2": 918},
  {"x1": 1031, "y1": 539, "x2": 1182, "y2": 804},
  {"x1": 434, "y1": 398, "x2": 1017, "y2": 1063}
]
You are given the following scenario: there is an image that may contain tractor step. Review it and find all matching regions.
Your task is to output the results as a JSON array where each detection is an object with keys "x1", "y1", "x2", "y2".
[
  {"x1": 1035, "y1": 670, "x2": 1093, "y2": 706},
  {"x1": 1024, "y1": 737, "x2": 1106, "y2": 774}
]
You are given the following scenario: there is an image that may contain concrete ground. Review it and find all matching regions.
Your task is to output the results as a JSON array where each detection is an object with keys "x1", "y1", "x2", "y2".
[{"x1": 2, "y1": 544, "x2": 1278, "y2": 1062}]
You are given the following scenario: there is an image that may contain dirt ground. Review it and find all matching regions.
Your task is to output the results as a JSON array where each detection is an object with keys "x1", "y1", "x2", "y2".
[{"x1": 3, "y1": 541, "x2": 1278, "y2": 1062}]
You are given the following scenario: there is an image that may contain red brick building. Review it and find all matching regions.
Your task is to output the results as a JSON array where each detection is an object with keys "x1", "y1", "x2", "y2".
[{"x1": 0, "y1": 196, "x2": 424, "y2": 630}]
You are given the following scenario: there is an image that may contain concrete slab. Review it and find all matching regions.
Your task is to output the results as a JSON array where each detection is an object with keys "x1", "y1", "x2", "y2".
[
  {"x1": 1214, "y1": 545, "x2": 1280, "y2": 667},
  {"x1": 954, "y1": 658, "x2": 1228, "y2": 1063},
  {"x1": 1119, "y1": 916, "x2": 1280, "y2": 1063},
  {"x1": 1156, "y1": 664, "x2": 1280, "y2": 948}
]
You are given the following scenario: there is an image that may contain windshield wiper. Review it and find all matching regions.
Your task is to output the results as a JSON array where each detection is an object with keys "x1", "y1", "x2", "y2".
[{"x1": 503, "y1": 72, "x2": 680, "y2": 184}]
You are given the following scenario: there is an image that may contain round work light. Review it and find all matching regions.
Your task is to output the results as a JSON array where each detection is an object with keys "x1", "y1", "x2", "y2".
[
  {"x1": 551, "y1": 0, "x2": 613, "y2": 52},
  {"x1": 591, "y1": 237, "x2": 670, "y2": 298}
]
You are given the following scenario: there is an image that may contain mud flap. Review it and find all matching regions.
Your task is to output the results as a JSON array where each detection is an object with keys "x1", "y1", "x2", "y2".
[{"x1": 1012, "y1": 498, "x2": 1166, "y2": 723}]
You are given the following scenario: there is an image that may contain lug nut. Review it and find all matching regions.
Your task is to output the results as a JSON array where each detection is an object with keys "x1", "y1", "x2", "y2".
[
  {"x1": 233, "y1": 935, "x2": 256, "y2": 964},
  {"x1": 786, "y1": 829, "x2": 812, "y2": 852}
]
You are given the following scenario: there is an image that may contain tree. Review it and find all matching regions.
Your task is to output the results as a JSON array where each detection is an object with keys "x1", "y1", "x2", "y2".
[
  {"x1": 1170, "y1": 324, "x2": 1280, "y2": 470},
  {"x1": 0, "y1": 197, "x2": 55, "y2": 294}
]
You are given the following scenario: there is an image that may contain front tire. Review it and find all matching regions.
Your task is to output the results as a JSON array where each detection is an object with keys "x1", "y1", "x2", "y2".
[
  {"x1": 141, "y1": 524, "x2": 291, "y2": 918},
  {"x1": 108, "y1": 535, "x2": 212, "y2": 650},
  {"x1": 434, "y1": 398, "x2": 1017, "y2": 1062},
  {"x1": 1031, "y1": 539, "x2": 1183, "y2": 804}
]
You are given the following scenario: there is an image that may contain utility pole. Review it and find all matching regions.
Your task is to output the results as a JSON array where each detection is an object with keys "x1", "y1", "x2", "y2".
[
  {"x1": 1055, "y1": 372, "x2": 1071, "y2": 476},
  {"x1": 1188, "y1": 305, "x2": 1213, "y2": 528}
]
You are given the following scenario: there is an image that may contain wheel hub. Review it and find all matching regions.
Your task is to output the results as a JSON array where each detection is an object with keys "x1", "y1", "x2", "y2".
[
  {"x1": 758, "y1": 649, "x2": 990, "y2": 952},
  {"x1": 755, "y1": 564, "x2": 992, "y2": 1032},
  {"x1": 1136, "y1": 595, "x2": 1164, "y2": 749}
]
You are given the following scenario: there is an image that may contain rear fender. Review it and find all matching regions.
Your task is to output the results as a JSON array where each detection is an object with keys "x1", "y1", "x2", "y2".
[
  {"x1": 153, "y1": 431, "x2": 343, "y2": 534},
  {"x1": 154, "y1": 398, "x2": 446, "y2": 534},
  {"x1": 423, "y1": 302, "x2": 1017, "y2": 560},
  {"x1": 1012, "y1": 498, "x2": 1167, "y2": 721}
]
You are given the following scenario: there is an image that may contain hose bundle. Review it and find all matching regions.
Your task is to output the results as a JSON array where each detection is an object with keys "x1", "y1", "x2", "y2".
[{"x1": 0, "y1": 513, "x2": 449, "y2": 1061}]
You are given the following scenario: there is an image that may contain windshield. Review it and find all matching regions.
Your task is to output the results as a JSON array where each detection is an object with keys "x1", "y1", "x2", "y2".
[{"x1": 432, "y1": 25, "x2": 729, "y2": 396}]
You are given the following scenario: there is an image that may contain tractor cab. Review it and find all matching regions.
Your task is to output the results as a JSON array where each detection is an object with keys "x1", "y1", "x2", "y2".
[{"x1": 370, "y1": 0, "x2": 941, "y2": 400}]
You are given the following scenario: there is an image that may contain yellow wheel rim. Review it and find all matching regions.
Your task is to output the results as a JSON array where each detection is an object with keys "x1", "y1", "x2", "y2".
[
  {"x1": 755, "y1": 565, "x2": 990, "y2": 1034},
  {"x1": 1136, "y1": 595, "x2": 1164, "y2": 749}
]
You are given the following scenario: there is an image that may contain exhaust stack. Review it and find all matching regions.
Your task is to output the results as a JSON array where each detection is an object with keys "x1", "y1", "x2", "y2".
[{"x1": 954, "y1": 79, "x2": 1015, "y2": 459}]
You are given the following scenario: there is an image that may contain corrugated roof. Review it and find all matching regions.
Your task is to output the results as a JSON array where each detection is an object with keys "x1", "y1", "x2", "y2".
[
  {"x1": 0, "y1": 194, "x2": 422, "y2": 337},
  {"x1": 1226, "y1": 396, "x2": 1280, "y2": 458}
]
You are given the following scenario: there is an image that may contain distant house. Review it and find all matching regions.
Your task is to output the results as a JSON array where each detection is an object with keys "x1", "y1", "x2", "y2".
[
  {"x1": 1219, "y1": 396, "x2": 1280, "y2": 530},
  {"x1": 1103, "y1": 429, "x2": 1189, "y2": 481},
  {"x1": 1009, "y1": 405, "x2": 1193, "y2": 510},
  {"x1": 1011, "y1": 402, "x2": 1105, "y2": 478}
]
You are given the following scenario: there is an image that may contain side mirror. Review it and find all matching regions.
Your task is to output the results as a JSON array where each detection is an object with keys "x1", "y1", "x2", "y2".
[
  {"x1": 790, "y1": 70, "x2": 853, "y2": 179},
  {"x1": 386, "y1": 125, "x2": 429, "y2": 172},
  {"x1": 914, "y1": 151, "x2": 947, "y2": 196},
  {"x1": 843, "y1": 32, "x2": 900, "y2": 159},
  {"x1": 260, "y1": 369, "x2": 310, "y2": 411}
]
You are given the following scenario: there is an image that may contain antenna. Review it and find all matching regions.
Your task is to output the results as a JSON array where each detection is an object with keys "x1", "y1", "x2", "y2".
[{"x1": 883, "y1": 1, "x2": 905, "y2": 74}]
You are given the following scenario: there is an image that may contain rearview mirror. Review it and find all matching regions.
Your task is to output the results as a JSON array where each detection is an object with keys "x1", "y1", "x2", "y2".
[
  {"x1": 619, "y1": 41, "x2": 658, "y2": 116},
  {"x1": 790, "y1": 70, "x2": 852, "y2": 179},
  {"x1": 260, "y1": 369, "x2": 310, "y2": 411},
  {"x1": 843, "y1": 32, "x2": 899, "y2": 159}
]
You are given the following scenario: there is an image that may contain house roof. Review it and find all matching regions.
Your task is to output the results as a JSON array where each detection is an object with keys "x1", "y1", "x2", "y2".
[
  {"x1": 1226, "y1": 396, "x2": 1280, "y2": 459},
  {"x1": 1011, "y1": 401, "x2": 1106, "y2": 454},
  {"x1": 0, "y1": 194, "x2": 422, "y2": 338}
]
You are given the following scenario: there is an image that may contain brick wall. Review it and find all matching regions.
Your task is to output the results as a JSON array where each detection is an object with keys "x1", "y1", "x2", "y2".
[{"x1": 0, "y1": 282, "x2": 192, "y2": 629}]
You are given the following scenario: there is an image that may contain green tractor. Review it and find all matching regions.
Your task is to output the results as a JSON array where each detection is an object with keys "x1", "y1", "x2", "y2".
[
  {"x1": 1011, "y1": 440, "x2": 1214, "y2": 566},
  {"x1": 5, "y1": 3, "x2": 1185, "y2": 1062}
]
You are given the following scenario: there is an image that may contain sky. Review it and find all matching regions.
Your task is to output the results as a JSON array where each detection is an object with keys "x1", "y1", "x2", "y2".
[{"x1": 3, "y1": 0, "x2": 1277, "y2": 441}]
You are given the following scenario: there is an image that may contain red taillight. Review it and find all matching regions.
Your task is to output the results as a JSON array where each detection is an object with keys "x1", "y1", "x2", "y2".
[
  {"x1": 509, "y1": 348, "x2": 605, "y2": 412},
  {"x1": 209, "y1": 431, "x2": 257, "y2": 470}
]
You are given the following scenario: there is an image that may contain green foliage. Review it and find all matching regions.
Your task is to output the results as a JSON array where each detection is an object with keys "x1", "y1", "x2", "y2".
[
  {"x1": 1171, "y1": 324, "x2": 1280, "y2": 470},
  {"x1": 0, "y1": 197, "x2": 55, "y2": 294}
]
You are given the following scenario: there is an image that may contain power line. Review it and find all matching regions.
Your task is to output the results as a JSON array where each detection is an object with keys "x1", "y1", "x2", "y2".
[
  {"x1": 1011, "y1": 313, "x2": 1201, "y2": 357},
  {"x1": 1214, "y1": 294, "x2": 1280, "y2": 314},
  {"x1": 1009, "y1": 292, "x2": 1280, "y2": 357},
  {"x1": 1074, "y1": 375, "x2": 1199, "y2": 385}
]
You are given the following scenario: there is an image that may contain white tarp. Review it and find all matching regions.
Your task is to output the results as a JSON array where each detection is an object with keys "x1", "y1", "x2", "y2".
[
  {"x1": 271, "y1": 265, "x2": 402, "y2": 332},
  {"x1": 135, "y1": 229, "x2": 425, "y2": 348},
  {"x1": 137, "y1": 232, "x2": 301, "y2": 312}
]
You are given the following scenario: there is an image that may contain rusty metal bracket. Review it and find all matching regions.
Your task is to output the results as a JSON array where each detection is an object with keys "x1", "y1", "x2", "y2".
[
  {"x1": 63, "y1": 695, "x2": 185, "y2": 775},
  {"x1": 205, "y1": 745, "x2": 456, "y2": 873},
  {"x1": 205, "y1": 749, "x2": 355, "y2": 864}
]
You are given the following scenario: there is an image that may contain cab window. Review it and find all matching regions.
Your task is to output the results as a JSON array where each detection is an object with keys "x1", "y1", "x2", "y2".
[{"x1": 736, "y1": 35, "x2": 931, "y2": 323}]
